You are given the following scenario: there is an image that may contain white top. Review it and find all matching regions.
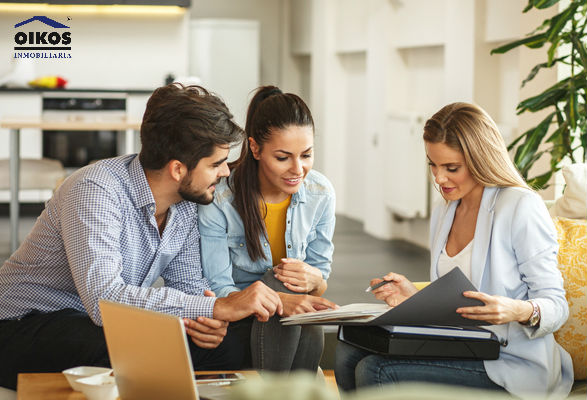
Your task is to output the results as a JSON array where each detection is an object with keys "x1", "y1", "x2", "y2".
[{"x1": 437, "y1": 239, "x2": 474, "y2": 280}]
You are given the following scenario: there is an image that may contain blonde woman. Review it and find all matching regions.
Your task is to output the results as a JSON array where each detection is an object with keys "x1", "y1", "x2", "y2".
[{"x1": 335, "y1": 103, "x2": 573, "y2": 398}]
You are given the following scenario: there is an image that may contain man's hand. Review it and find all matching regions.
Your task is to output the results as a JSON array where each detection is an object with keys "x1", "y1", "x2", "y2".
[
  {"x1": 184, "y1": 290, "x2": 227, "y2": 349},
  {"x1": 279, "y1": 292, "x2": 338, "y2": 317},
  {"x1": 213, "y1": 281, "x2": 283, "y2": 322}
]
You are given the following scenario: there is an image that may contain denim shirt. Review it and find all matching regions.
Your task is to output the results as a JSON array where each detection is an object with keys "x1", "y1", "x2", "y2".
[{"x1": 198, "y1": 169, "x2": 336, "y2": 298}]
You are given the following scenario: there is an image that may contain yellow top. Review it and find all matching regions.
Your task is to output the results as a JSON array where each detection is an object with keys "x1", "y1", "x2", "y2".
[{"x1": 263, "y1": 196, "x2": 291, "y2": 265}]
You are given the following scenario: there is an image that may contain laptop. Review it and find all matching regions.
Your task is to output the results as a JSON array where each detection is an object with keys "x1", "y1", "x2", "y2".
[{"x1": 99, "y1": 300, "x2": 232, "y2": 400}]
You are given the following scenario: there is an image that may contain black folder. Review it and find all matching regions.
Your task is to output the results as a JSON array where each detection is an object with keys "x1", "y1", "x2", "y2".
[
  {"x1": 281, "y1": 268, "x2": 489, "y2": 327},
  {"x1": 338, "y1": 325, "x2": 500, "y2": 360},
  {"x1": 365, "y1": 267, "x2": 486, "y2": 326}
]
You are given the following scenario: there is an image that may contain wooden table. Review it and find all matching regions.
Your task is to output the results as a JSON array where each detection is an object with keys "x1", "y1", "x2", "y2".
[
  {"x1": 0, "y1": 118, "x2": 141, "y2": 253},
  {"x1": 17, "y1": 370, "x2": 259, "y2": 400}
]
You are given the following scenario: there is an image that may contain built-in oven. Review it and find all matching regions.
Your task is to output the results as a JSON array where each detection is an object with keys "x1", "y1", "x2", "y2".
[{"x1": 42, "y1": 92, "x2": 127, "y2": 174}]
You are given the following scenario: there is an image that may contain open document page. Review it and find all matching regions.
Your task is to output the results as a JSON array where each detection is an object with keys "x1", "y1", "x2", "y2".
[
  {"x1": 280, "y1": 303, "x2": 390, "y2": 325},
  {"x1": 280, "y1": 267, "x2": 487, "y2": 327}
]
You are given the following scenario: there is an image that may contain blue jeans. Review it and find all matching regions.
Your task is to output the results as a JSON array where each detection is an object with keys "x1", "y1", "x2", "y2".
[
  {"x1": 250, "y1": 271, "x2": 324, "y2": 372},
  {"x1": 335, "y1": 341, "x2": 506, "y2": 392}
]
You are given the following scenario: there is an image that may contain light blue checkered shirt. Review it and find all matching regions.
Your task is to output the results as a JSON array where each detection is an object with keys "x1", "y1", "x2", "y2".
[{"x1": 0, "y1": 154, "x2": 215, "y2": 325}]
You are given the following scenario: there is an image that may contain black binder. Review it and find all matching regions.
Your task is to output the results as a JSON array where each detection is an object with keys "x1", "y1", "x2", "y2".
[
  {"x1": 281, "y1": 268, "x2": 489, "y2": 327},
  {"x1": 338, "y1": 325, "x2": 500, "y2": 360}
]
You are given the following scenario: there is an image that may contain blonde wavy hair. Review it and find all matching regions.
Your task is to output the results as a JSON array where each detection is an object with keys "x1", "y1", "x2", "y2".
[{"x1": 423, "y1": 102, "x2": 529, "y2": 190}]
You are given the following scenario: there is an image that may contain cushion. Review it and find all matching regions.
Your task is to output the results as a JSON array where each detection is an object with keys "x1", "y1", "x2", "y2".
[
  {"x1": 552, "y1": 217, "x2": 587, "y2": 380},
  {"x1": 549, "y1": 164, "x2": 587, "y2": 219}
]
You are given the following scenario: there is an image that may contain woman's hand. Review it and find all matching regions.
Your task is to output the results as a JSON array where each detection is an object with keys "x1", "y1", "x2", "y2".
[
  {"x1": 457, "y1": 291, "x2": 534, "y2": 325},
  {"x1": 273, "y1": 258, "x2": 325, "y2": 294},
  {"x1": 370, "y1": 272, "x2": 418, "y2": 307},
  {"x1": 278, "y1": 292, "x2": 337, "y2": 317}
]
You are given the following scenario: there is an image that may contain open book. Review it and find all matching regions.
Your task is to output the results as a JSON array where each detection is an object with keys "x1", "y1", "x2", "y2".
[
  {"x1": 280, "y1": 303, "x2": 390, "y2": 325},
  {"x1": 280, "y1": 267, "x2": 487, "y2": 327}
]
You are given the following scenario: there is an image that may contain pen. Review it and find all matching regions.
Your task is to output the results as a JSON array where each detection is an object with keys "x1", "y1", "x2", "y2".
[{"x1": 365, "y1": 279, "x2": 392, "y2": 292}]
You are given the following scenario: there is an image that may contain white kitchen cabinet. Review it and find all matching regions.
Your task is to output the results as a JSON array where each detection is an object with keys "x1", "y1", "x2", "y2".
[
  {"x1": 189, "y1": 19, "x2": 260, "y2": 133},
  {"x1": 0, "y1": 93, "x2": 42, "y2": 159}
]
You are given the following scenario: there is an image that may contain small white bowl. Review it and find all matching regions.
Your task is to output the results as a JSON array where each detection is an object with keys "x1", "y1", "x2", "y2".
[
  {"x1": 62, "y1": 366, "x2": 113, "y2": 391},
  {"x1": 75, "y1": 373, "x2": 119, "y2": 400}
]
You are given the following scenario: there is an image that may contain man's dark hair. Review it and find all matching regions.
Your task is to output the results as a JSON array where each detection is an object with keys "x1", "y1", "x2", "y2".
[{"x1": 139, "y1": 83, "x2": 243, "y2": 171}]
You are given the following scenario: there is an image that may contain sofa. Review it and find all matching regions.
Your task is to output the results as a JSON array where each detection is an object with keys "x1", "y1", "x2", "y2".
[{"x1": 549, "y1": 163, "x2": 587, "y2": 387}]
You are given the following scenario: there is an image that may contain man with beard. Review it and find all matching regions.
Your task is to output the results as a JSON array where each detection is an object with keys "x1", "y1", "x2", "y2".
[{"x1": 0, "y1": 84, "x2": 283, "y2": 390}]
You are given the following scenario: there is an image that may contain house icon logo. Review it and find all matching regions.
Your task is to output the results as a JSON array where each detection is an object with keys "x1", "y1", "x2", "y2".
[
  {"x1": 13, "y1": 16, "x2": 72, "y2": 59},
  {"x1": 15, "y1": 16, "x2": 70, "y2": 29}
]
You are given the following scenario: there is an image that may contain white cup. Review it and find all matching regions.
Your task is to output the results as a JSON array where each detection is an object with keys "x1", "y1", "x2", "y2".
[
  {"x1": 62, "y1": 366, "x2": 113, "y2": 392},
  {"x1": 75, "y1": 373, "x2": 119, "y2": 400}
]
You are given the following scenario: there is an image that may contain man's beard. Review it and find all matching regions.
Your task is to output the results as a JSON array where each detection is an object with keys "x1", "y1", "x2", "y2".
[{"x1": 178, "y1": 177, "x2": 220, "y2": 205}]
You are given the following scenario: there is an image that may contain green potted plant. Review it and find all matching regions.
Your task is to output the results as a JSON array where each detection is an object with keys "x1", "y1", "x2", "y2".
[{"x1": 491, "y1": 0, "x2": 586, "y2": 189}]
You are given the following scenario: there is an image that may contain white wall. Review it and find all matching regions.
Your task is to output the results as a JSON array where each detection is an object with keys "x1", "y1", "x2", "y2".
[
  {"x1": 188, "y1": 19, "x2": 260, "y2": 129},
  {"x1": 0, "y1": 11, "x2": 189, "y2": 89},
  {"x1": 339, "y1": 52, "x2": 367, "y2": 221},
  {"x1": 281, "y1": 0, "x2": 558, "y2": 248}
]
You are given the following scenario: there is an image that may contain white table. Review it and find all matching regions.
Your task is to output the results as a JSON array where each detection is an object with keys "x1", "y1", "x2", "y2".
[{"x1": 0, "y1": 118, "x2": 141, "y2": 253}]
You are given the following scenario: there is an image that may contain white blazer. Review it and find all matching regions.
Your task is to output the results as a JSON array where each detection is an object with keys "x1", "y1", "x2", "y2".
[{"x1": 429, "y1": 186, "x2": 573, "y2": 399}]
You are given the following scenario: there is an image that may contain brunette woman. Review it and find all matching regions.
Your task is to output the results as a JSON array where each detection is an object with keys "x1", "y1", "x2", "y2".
[{"x1": 199, "y1": 86, "x2": 337, "y2": 372}]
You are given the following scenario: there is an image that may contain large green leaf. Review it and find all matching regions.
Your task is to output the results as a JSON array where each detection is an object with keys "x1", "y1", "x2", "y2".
[
  {"x1": 524, "y1": 0, "x2": 561, "y2": 12},
  {"x1": 513, "y1": 112, "x2": 555, "y2": 171},
  {"x1": 547, "y1": 3, "x2": 579, "y2": 42},
  {"x1": 547, "y1": 37, "x2": 562, "y2": 65},
  {"x1": 518, "y1": 150, "x2": 548, "y2": 176},
  {"x1": 548, "y1": 126, "x2": 568, "y2": 168},
  {"x1": 527, "y1": 171, "x2": 554, "y2": 190},
  {"x1": 517, "y1": 72, "x2": 587, "y2": 113},
  {"x1": 566, "y1": 91, "x2": 579, "y2": 130},
  {"x1": 522, "y1": 56, "x2": 568, "y2": 87},
  {"x1": 508, "y1": 129, "x2": 533, "y2": 151},
  {"x1": 550, "y1": 142, "x2": 567, "y2": 167},
  {"x1": 491, "y1": 33, "x2": 548, "y2": 54},
  {"x1": 570, "y1": 33, "x2": 587, "y2": 67},
  {"x1": 534, "y1": 0, "x2": 562, "y2": 10},
  {"x1": 545, "y1": 120, "x2": 568, "y2": 143},
  {"x1": 517, "y1": 88, "x2": 567, "y2": 113}
]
